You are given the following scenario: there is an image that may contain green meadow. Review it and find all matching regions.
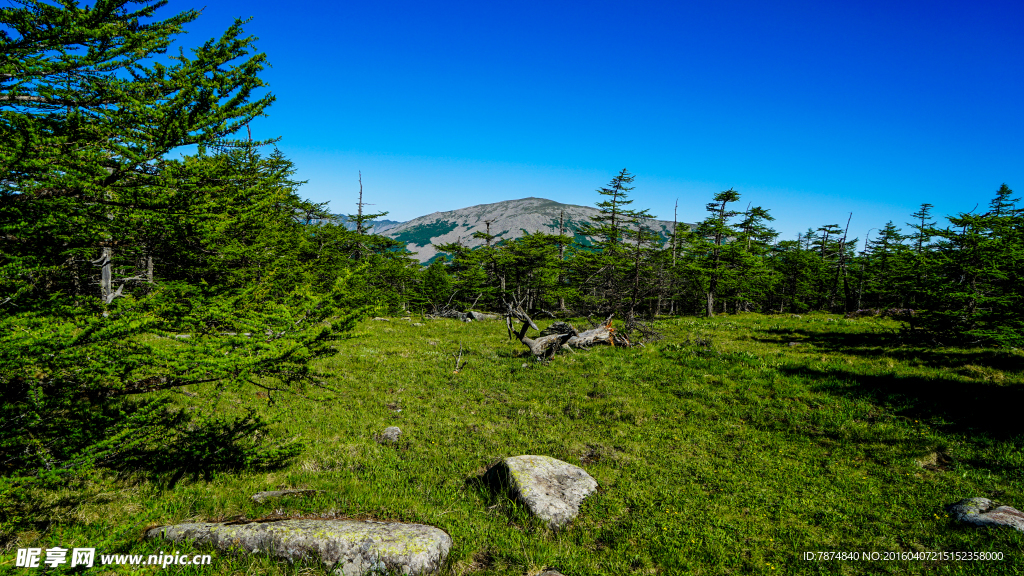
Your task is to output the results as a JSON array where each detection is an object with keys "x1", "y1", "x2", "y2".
[{"x1": 7, "y1": 313, "x2": 1023, "y2": 575}]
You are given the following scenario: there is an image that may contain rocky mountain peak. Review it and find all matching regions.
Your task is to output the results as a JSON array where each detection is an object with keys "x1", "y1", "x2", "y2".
[{"x1": 370, "y1": 197, "x2": 689, "y2": 263}]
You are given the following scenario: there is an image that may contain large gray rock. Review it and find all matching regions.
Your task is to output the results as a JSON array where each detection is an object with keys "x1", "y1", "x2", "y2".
[
  {"x1": 947, "y1": 498, "x2": 1024, "y2": 532},
  {"x1": 467, "y1": 311, "x2": 499, "y2": 321},
  {"x1": 486, "y1": 455, "x2": 598, "y2": 529},
  {"x1": 146, "y1": 519, "x2": 451, "y2": 575}
]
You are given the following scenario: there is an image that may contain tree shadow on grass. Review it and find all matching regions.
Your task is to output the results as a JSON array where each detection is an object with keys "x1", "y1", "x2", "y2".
[
  {"x1": 758, "y1": 328, "x2": 1024, "y2": 373},
  {"x1": 123, "y1": 408, "x2": 303, "y2": 489},
  {"x1": 0, "y1": 406, "x2": 300, "y2": 541},
  {"x1": 781, "y1": 365, "x2": 1024, "y2": 443}
]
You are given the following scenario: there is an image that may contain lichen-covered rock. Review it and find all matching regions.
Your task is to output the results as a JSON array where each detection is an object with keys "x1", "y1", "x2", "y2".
[
  {"x1": 486, "y1": 455, "x2": 597, "y2": 529},
  {"x1": 146, "y1": 519, "x2": 451, "y2": 575},
  {"x1": 379, "y1": 426, "x2": 402, "y2": 443},
  {"x1": 947, "y1": 498, "x2": 1024, "y2": 532},
  {"x1": 251, "y1": 489, "x2": 321, "y2": 503},
  {"x1": 538, "y1": 571, "x2": 567, "y2": 576},
  {"x1": 915, "y1": 450, "x2": 952, "y2": 471}
]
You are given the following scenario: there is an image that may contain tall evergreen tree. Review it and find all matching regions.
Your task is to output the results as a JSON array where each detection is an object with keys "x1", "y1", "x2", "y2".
[
  {"x1": 860, "y1": 221, "x2": 909, "y2": 308},
  {"x1": 574, "y1": 169, "x2": 654, "y2": 316},
  {"x1": 0, "y1": 0, "x2": 274, "y2": 304},
  {"x1": 916, "y1": 184, "x2": 1023, "y2": 345},
  {"x1": 0, "y1": 1, "x2": 370, "y2": 494},
  {"x1": 688, "y1": 188, "x2": 741, "y2": 316}
]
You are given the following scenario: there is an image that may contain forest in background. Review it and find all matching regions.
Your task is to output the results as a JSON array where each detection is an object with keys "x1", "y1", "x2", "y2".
[
  {"x1": 419, "y1": 170, "x2": 1022, "y2": 351},
  {"x1": 1, "y1": 0, "x2": 1021, "y2": 529}
]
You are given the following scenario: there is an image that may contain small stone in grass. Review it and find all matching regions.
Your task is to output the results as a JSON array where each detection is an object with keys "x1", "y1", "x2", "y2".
[{"x1": 378, "y1": 426, "x2": 402, "y2": 443}]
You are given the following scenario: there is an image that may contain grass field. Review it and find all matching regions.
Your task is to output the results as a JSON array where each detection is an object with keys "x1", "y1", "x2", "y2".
[{"x1": 5, "y1": 312, "x2": 1023, "y2": 575}]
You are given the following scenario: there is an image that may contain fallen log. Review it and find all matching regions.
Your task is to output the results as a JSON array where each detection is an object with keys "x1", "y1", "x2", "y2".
[
  {"x1": 505, "y1": 308, "x2": 629, "y2": 360},
  {"x1": 515, "y1": 319, "x2": 575, "y2": 360},
  {"x1": 427, "y1": 309, "x2": 502, "y2": 322},
  {"x1": 566, "y1": 315, "x2": 630, "y2": 348}
]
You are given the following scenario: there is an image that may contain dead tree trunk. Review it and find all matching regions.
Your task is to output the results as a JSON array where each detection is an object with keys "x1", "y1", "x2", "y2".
[
  {"x1": 505, "y1": 303, "x2": 571, "y2": 359},
  {"x1": 503, "y1": 298, "x2": 630, "y2": 360},
  {"x1": 566, "y1": 314, "x2": 626, "y2": 348},
  {"x1": 516, "y1": 318, "x2": 575, "y2": 360}
]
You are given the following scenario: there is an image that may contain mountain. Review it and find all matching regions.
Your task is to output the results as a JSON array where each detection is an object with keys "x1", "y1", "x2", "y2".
[{"x1": 376, "y1": 197, "x2": 691, "y2": 263}]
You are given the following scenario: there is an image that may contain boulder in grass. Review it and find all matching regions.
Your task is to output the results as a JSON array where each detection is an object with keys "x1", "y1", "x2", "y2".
[
  {"x1": 485, "y1": 455, "x2": 598, "y2": 529},
  {"x1": 947, "y1": 498, "x2": 1024, "y2": 532},
  {"x1": 378, "y1": 426, "x2": 402, "y2": 443},
  {"x1": 146, "y1": 519, "x2": 451, "y2": 575}
]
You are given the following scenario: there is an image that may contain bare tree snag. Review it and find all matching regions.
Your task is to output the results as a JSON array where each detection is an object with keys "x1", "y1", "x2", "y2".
[
  {"x1": 505, "y1": 301, "x2": 538, "y2": 340},
  {"x1": 504, "y1": 301, "x2": 569, "y2": 359}
]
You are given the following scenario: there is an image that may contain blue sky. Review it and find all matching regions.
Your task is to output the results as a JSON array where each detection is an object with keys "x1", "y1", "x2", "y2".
[{"x1": 171, "y1": 0, "x2": 1022, "y2": 245}]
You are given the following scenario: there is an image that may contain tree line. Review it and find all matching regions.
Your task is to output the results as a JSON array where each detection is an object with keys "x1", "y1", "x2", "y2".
[{"x1": 422, "y1": 170, "x2": 1021, "y2": 349}]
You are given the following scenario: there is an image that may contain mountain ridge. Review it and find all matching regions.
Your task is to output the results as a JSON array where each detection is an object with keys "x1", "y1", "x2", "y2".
[{"x1": 348, "y1": 197, "x2": 692, "y2": 263}]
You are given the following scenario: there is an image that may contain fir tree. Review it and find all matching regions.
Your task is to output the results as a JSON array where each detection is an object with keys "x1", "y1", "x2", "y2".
[
  {"x1": 0, "y1": 1, "x2": 370, "y2": 495},
  {"x1": 917, "y1": 184, "x2": 1022, "y2": 345},
  {"x1": 689, "y1": 188, "x2": 741, "y2": 316},
  {"x1": 0, "y1": 0, "x2": 274, "y2": 304},
  {"x1": 573, "y1": 169, "x2": 655, "y2": 317}
]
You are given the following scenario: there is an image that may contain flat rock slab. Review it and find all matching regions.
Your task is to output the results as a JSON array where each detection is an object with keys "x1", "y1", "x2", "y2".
[
  {"x1": 251, "y1": 489, "x2": 322, "y2": 503},
  {"x1": 947, "y1": 498, "x2": 1024, "y2": 532},
  {"x1": 486, "y1": 455, "x2": 597, "y2": 529},
  {"x1": 146, "y1": 519, "x2": 451, "y2": 575}
]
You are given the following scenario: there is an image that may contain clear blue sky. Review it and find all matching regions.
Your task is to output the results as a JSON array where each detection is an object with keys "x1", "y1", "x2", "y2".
[{"x1": 171, "y1": 0, "x2": 1022, "y2": 245}]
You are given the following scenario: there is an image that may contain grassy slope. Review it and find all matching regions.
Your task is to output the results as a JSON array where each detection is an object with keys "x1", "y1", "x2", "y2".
[{"x1": 6, "y1": 313, "x2": 1023, "y2": 575}]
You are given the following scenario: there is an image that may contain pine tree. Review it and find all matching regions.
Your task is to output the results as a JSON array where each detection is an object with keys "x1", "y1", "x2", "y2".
[
  {"x1": 582, "y1": 169, "x2": 638, "y2": 248},
  {"x1": 689, "y1": 189, "x2": 741, "y2": 316},
  {"x1": 860, "y1": 221, "x2": 909, "y2": 308},
  {"x1": 724, "y1": 204, "x2": 777, "y2": 312},
  {"x1": 917, "y1": 184, "x2": 1023, "y2": 345},
  {"x1": 769, "y1": 237, "x2": 822, "y2": 313},
  {"x1": 345, "y1": 172, "x2": 391, "y2": 261},
  {"x1": 0, "y1": 0, "x2": 274, "y2": 304},
  {"x1": 623, "y1": 218, "x2": 662, "y2": 322},
  {"x1": 0, "y1": 1, "x2": 370, "y2": 494},
  {"x1": 575, "y1": 169, "x2": 654, "y2": 316}
]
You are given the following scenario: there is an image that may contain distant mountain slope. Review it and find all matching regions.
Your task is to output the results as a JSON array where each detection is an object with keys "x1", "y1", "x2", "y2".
[
  {"x1": 378, "y1": 197, "x2": 692, "y2": 263},
  {"x1": 329, "y1": 214, "x2": 404, "y2": 234}
]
